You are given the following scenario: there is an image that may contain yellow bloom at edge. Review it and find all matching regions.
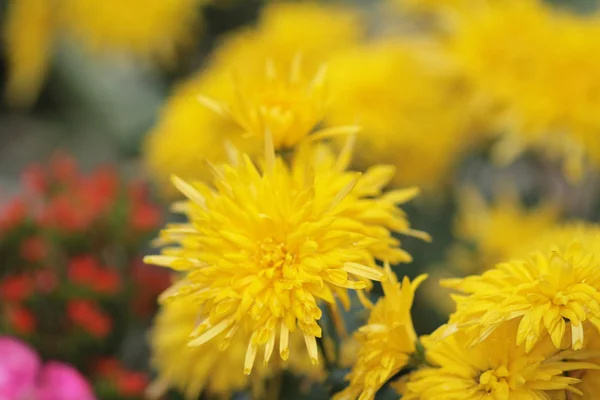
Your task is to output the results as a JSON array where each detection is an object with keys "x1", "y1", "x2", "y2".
[
  {"x1": 4, "y1": 0, "x2": 202, "y2": 107},
  {"x1": 144, "y1": 137, "x2": 427, "y2": 374},
  {"x1": 326, "y1": 38, "x2": 478, "y2": 189},
  {"x1": 147, "y1": 295, "x2": 322, "y2": 400},
  {"x1": 403, "y1": 322, "x2": 599, "y2": 400},
  {"x1": 443, "y1": 231, "x2": 600, "y2": 353},
  {"x1": 448, "y1": 0, "x2": 600, "y2": 181},
  {"x1": 451, "y1": 186, "x2": 560, "y2": 274},
  {"x1": 333, "y1": 267, "x2": 427, "y2": 400},
  {"x1": 143, "y1": 1, "x2": 364, "y2": 198}
]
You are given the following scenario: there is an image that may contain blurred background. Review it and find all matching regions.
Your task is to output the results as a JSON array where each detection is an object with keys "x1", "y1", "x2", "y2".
[{"x1": 1, "y1": 0, "x2": 600, "y2": 399}]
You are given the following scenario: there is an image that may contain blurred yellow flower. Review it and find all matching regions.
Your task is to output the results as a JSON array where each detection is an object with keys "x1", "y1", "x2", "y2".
[
  {"x1": 452, "y1": 187, "x2": 560, "y2": 273},
  {"x1": 403, "y1": 322, "x2": 598, "y2": 399},
  {"x1": 4, "y1": 0, "x2": 202, "y2": 107},
  {"x1": 448, "y1": 0, "x2": 600, "y2": 180},
  {"x1": 444, "y1": 235, "x2": 600, "y2": 353},
  {"x1": 143, "y1": 2, "x2": 364, "y2": 198},
  {"x1": 333, "y1": 266, "x2": 426, "y2": 400},
  {"x1": 198, "y1": 57, "x2": 359, "y2": 150},
  {"x1": 145, "y1": 138, "x2": 426, "y2": 374},
  {"x1": 326, "y1": 38, "x2": 477, "y2": 189},
  {"x1": 149, "y1": 296, "x2": 322, "y2": 400}
]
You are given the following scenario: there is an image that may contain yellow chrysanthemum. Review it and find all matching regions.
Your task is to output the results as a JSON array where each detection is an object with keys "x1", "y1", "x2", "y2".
[
  {"x1": 444, "y1": 235, "x2": 600, "y2": 353},
  {"x1": 403, "y1": 323, "x2": 598, "y2": 399},
  {"x1": 326, "y1": 38, "x2": 477, "y2": 188},
  {"x1": 448, "y1": 0, "x2": 600, "y2": 180},
  {"x1": 569, "y1": 329, "x2": 600, "y2": 399},
  {"x1": 452, "y1": 187, "x2": 560, "y2": 273},
  {"x1": 198, "y1": 57, "x2": 355, "y2": 150},
  {"x1": 333, "y1": 267, "x2": 427, "y2": 400},
  {"x1": 143, "y1": 2, "x2": 364, "y2": 198},
  {"x1": 145, "y1": 139, "x2": 426, "y2": 374},
  {"x1": 4, "y1": 0, "x2": 202, "y2": 107},
  {"x1": 148, "y1": 296, "x2": 322, "y2": 400}
]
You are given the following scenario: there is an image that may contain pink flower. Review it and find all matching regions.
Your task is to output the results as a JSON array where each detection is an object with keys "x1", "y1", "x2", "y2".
[
  {"x1": 0, "y1": 337, "x2": 40, "y2": 400},
  {"x1": 36, "y1": 362, "x2": 95, "y2": 400},
  {"x1": 0, "y1": 336, "x2": 96, "y2": 400}
]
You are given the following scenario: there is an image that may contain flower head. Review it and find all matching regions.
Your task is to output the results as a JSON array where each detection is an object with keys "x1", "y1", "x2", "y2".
[
  {"x1": 143, "y1": 2, "x2": 363, "y2": 198},
  {"x1": 449, "y1": 0, "x2": 600, "y2": 180},
  {"x1": 334, "y1": 267, "x2": 427, "y2": 400},
  {"x1": 148, "y1": 296, "x2": 321, "y2": 400},
  {"x1": 0, "y1": 336, "x2": 41, "y2": 400},
  {"x1": 4, "y1": 0, "x2": 202, "y2": 107},
  {"x1": 199, "y1": 57, "x2": 354, "y2": 150},
  {"x1": 444, "y1": 231, "x2": 600, "y2": 352},
  {"x1": 403, "y1": 323, "x2": 598, "y2": 399},
  {"x1": 326, "y1": 38, "x2": 478, "y2": 188},
  {"x1": 145, "y1": 138, "x2": 425, "y2": 373}
]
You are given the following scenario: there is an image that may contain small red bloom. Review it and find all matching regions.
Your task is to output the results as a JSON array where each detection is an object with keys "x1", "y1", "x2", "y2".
[
  {"x1": 0, "y1": 274, "x2": 34, "y2": 302},
  {"x1": 20, "y1": 236, "x2": 49, "y2": 263},
  {"x1": 130, "y1": 202, "x2": 161, "y2": 232},
  {"x1": 0, "y1": 198, "x2": 28, "y2": 230},
  {"x1": 116, "y1": 371, "x2": 149, "y2": 397},
  {"x1": 67, "y1": 300, "x2": 112, "y2": 339},
  {"x1": 92, "y1": 268, "x2": 121, "y2": 294},
  {"x1": 94, "y1": 357, "x2": 121, "y2": 378},
  {"x1": 68, "y1": 256, "x2": 98, "y2": 285},
  {"x1": 7, "y1": 306, "x2": 37, "y2": 334}
]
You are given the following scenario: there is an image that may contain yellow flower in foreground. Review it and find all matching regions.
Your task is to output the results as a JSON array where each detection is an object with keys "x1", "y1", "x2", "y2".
[
  {"x1": 334, "y1": 267, "x2": 427, "y2": 400},
  {"x1": 327, "y1": 38, "x2": 477, "y2": 188},
  {"x1": 148, "y1": 296, "x2": 321, "y2": 400},
  {"x1": 452, "y1": 187, "x2": 560, "y2": 273},
  {"x1": 145, "y1": 139, "x2": 426, "y2": 374},
  {"x1": 444, "y1": 237, "x2": 600, "y2": 353},
  {"x1": 4, "y1": 0, "x2": 202, "y2": 107},
  {"x1": 404, "y1": 323, "x2": 598, "y2": 399},
  {"x1": 449, "y1": 0, "x2": 600, "y2": 180},
  {"x1": 143, "y1": 2, "x2": 363, "y2": 198}
]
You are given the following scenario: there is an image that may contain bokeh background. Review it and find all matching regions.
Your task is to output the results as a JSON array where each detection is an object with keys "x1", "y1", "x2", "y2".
[{"x1": 1, "y1": 0, "x2": 600, "y2": 399}]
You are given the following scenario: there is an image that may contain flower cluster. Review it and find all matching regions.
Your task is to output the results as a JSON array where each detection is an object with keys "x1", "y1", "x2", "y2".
[
  {"x1": 401, "y1": 225, "x2": 600, "y2": 399},
  {"x1": 0, "y1": 153, "x2": 166, "y2": 398}
]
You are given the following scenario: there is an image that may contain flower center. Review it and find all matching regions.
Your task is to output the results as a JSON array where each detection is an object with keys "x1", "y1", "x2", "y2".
[
  {"x1": 256, "y1": 238, "x2": 297, "y2": 279},
  {"x1": 479, "y1": 366, "x2": 511, "y2": 393}
]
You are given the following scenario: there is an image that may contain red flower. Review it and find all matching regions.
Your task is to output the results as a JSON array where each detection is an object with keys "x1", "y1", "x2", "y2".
[
  {"x1": 68, "y1": 256, "x2": 98, "y2": 285},
  {"x1": 0, "y1": 198, "x2": 28, "y2": 230},
  {"x1": 7, "y1": 306, "x2": 37, "y2": 334},
  {"x1": 20, "y1": 236, "x2": 49, "y2": 263},
  {"x1": 116, "y1": 371, "x2": 149, "y2": 397},
  {"x1": 92, "y1": 269, "x2": 121, "y2": 294},
  {"x1": 67, "y1": 300, "x2": 112, "y2": 339},
  {"x1": 0, "y1": 275, "x2": 34, "y2": 302},
  {"x1": 130, "y1": 202, "x2": 161, "y2": 232},
  {"x1": 94, "y1": 357, "x2": 121, "y2": 378}
]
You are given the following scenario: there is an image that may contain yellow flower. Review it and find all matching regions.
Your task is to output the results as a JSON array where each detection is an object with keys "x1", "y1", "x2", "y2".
[
  {"x1": 198, "y1": 57, "x2": 354, "y2": 150},
  {"x1": 143, "y1": 2, "x2": 363, "y2": 198},
  {"x1": 448, "y1": 0, "x2": 600, "y2": 180},
  {"x1": 452, "y1": 187, "x2": 560, "y2": 273},
  {"x1": 333, "y1": 267, "x2": 427, "y2": 400},
  {"x1": 4, "y1": 0, "x2": 202, "y2": 107},
  {"x1": 403, "y1": 322, "x2": 598, "y2": 400},
  {"x1": 444, "y1": 236, "x2": 600, "y2": 353},
  {"x1": 148, "y1": 296, "x2": 322, "y2": 400},
  {"x1": 326, "y1": 38, "x2": 478, "y2": 189},
  {"x1": 569, "y1": 329, "x2": 600, "y2": 399},
  {"x1": 145, "y1": 138, "x2": 426, "y2": 374}
]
